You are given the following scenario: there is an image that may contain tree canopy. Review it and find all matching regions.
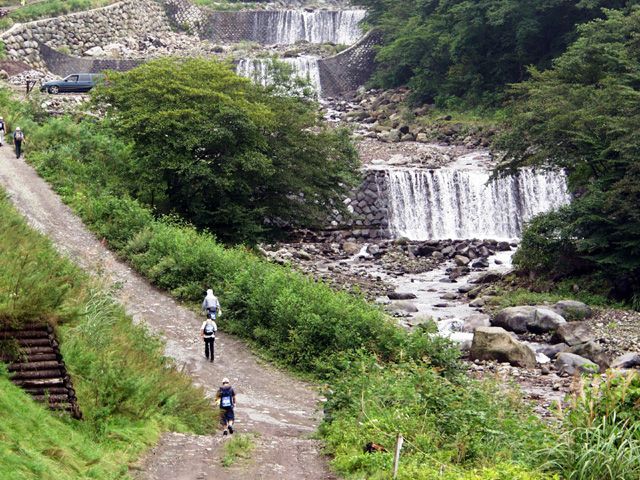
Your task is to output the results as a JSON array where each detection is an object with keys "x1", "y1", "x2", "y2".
[
  {"x1": 361, "y1": 0, "x2": 637, "y2": 106},
  {"x1": 497, "y1": 7, "x2": 640, "y2": 300},
  {"x1": 94, "y1": 58, "x2": 358, "y2": 243}
]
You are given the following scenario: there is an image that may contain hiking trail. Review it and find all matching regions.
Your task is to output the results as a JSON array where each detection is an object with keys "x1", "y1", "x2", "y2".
[{"x1": 0, "y1": 148, "x2": 335, "y2": 479}]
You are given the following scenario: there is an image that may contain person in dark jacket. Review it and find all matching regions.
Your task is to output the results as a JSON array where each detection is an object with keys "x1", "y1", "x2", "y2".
[
  {"x1": 13, "y1": 127, "x2": 25, "y2": 158},
  {"x1": 216, "y1": 377, "x2": 236, "y2": 435}
]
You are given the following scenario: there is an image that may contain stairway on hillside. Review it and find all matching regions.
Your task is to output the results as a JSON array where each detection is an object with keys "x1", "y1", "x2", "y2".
[{"x1": 0, "y1": 324, "x2": 82, "y2": 419}]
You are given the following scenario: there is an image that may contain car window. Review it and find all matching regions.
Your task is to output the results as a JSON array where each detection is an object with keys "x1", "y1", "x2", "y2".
[{"x1": 65, "y1": 75, "x2": 79, "y2": 82}]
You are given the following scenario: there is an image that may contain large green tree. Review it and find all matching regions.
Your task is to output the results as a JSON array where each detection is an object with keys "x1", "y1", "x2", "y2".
[
  {"x1": 361, "y1": 0, "x2": 636, "y2": 106},
  {"x1": 94, "y1": 58, "x2": 359, "y2": 243},
  {"x1": 498, "y1": 7, "x2": 640, "y2": 300}
]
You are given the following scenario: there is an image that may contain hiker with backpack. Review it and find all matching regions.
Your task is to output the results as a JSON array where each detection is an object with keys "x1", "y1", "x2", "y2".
[
  {"x1": 13, "y1": 127, "x2": 25, "y2": 158},
  {"x1": 201, "y1": 315, "x2": 217, "y2": 362},
  {"x1": 216, "y1": 377, "x2": 236, "y2": 435},
  {"x1": 0, "y1": 117, "x2": 6, "y2": 146},
  {"x1": 201, "y1": 289, "x2": 222, "y2": 320}
]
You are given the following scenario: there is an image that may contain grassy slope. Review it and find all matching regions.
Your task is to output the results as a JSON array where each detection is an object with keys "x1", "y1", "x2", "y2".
[{"x1": 0, "y1": 192, "x2": 215, "y2": 478}]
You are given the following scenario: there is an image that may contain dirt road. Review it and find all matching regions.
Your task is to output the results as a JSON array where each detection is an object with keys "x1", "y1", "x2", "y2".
[{"x1": 0, "y1": 148, "x2": 335, "y2": 479}]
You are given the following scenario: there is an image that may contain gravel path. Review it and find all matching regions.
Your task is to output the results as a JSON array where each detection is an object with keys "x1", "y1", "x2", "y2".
[{"x1": 0, "y1": 148, "x2": 335, "y2": 479}]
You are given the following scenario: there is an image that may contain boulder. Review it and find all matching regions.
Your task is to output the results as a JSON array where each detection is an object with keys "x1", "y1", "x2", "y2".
[
  {"x1": 551, "y1": 322, "x2": 594, "y2": 346},
  {"x1": 84, "y1": 46, "x2": 104, "y2": 56},
  {"x1": 528, "y1": 308, "x2": 566, "y2": 333},
  {"x1": 341, "y1": 241, "x2": 360, "y2": 255},
  {"x1": 469, "y1": 297, "x2": 487, "y2": 308},
  {"x1": 492, "y1": 306, "x2": 537, "y2": 333},
  {"x1": 462, "y1": 314, "x2": 491, "y2": 333},
  {"x1": 552, "y1": 300, "x2": 592, "y2": 320},
  {"x1": 457, "y1": 284, "x2": 475, "y2": 294},
  {"x1": 555, "y1": 353, "x2": 598, "y2": 375},
  {"x1": 387, "y1": 291, "x2": 417, "y2": 300},
  {"x1": 388, "y1": 301, "x2": 418, "y2": 313},
  {"x1": 568, "y1": 341, "x2": 609, "y2": 369},
  {"x1": 537, "y1": 343, "x2": 570, "y2": 360},
  {"x1": 470, "y1": 327, "x2": 536, "y2": 368},
  {"x1": 611, "y1": 352, "x2": 640, "y2": 369},
  {"x1": 454, "y1": 255, "x2": 470, "y2": 266}
]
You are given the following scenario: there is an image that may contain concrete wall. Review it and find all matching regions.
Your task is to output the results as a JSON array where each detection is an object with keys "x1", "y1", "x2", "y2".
[
  {"x1": 0, "y1": 0, "x2": 171, "y2": 68},
  {"x1": 39, "y1": 43, "x2": 143, "y2": 77}
]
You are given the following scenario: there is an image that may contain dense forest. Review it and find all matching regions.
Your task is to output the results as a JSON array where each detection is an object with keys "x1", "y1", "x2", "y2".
[{"x1": 360, "y1": 0, "x2": 640, "y2": 302}]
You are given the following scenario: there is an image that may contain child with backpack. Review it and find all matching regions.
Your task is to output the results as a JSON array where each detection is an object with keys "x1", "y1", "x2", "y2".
[
  {"x1": 201, "y1": 314, "x2": 217, "y2": 362},
  {"x1": 216, "y1": 378, "x2": 236, "y2": 435}
]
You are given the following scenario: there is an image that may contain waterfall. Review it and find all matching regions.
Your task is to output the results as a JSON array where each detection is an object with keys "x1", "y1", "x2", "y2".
[
  {"x1": 236, "y1": 56, "x2": 322, "y2": 93},
  {"x1": 206, "y1": 10, "x2": 365, "y2": 44},
  {"x1": 385, "y1": 168, "x2": 571, "y2": 240}
]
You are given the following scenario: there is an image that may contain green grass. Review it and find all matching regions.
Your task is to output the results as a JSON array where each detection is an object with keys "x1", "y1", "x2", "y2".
[
  {"x1": 0, "y1": 87, "x2": 556, "y2": 480},
  {"x1": 221, "y1": 434, "x2": 255, "y2": 467}
]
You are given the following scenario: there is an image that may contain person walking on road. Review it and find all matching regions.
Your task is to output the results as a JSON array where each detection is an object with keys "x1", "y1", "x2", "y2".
[
  {"x1": 13, "y1": 127, "x2": 25, "y2": 158},
  {"x1": 216, "y1": 377, "x2": 236, "y2": 435},
  {"x1": 202, "y1": 289, "x2": 222, "y2": 320},
  {"x1": 0, "y1": 117, "x2": 6, "y2": 146},
  {"x1": 201, "y1": 314, "x2": 217, "y2": 362}
]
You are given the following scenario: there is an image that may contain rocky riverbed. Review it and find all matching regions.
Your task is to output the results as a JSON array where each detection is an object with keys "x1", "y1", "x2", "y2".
[{"x1": 262, "y1": 237, "x2": 640, "y2": 417}]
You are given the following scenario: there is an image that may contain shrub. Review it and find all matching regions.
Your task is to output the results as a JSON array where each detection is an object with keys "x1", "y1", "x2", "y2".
[{"x1": 541, "y1": 372, "x2": 640, "y2": 479}]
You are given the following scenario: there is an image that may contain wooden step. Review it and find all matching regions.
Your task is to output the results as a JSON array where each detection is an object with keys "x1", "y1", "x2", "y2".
[
  {"x1": 8, "y1": 361, "x2": 65, "y2": 372},
  {"x1": 32, "y1": 394, "x2": 73, "y2": 404},
  {"x1": 13, "y1": 378, "x2": 65, "y2": 388},
  {"x1": 0, "y1": 330, "x2": 51, "y2": 339},
  {"x1": 23, "y1": 386, "x2": 73, "y2": 396},
  {"x1": 10, "y1": 369, "x2": 64, "y2": 380},
  {"x1": 16, "y1": 338, "x2": 55, "y2": 347},
  {"x1": 19, "y1": 346, "x2": 56, "y2": 355}
]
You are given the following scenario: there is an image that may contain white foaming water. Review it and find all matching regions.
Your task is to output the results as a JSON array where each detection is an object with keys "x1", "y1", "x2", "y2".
[
  {"x1": 385, "y1": 168, "x2": 571, "y2": 240},
  {"x1": 252, "y1": 10, "x2": 365, "y2": 45},
  {"x1": 236, "y1": 56, "x2": 322, "y2": 93}
]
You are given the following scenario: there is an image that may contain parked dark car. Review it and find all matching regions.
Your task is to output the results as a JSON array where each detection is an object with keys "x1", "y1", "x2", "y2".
[{"x1": 40, "y1": 73, "x2": 105, "y2": 94}]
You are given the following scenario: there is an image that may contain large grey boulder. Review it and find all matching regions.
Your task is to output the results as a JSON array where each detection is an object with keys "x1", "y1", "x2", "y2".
[
  {"x1": 611, "y1": 352, "x2": 640, "y2": 369},
  {"x1": 462, "y1": 314, "x2": 491, "y2": 333},
  {"x1": 568, "y1": 341, "x2": 609, "y2": 369},
  {"x1": 492, "y1": 306, "x2": 537, "y2": 333},
  {"x1": 555, "y1": 352, "x2": 598, "y2": 375},
  {"x1": 551, "y1": 322, "x2": 594, "y2": 346},
  {"x1": 387, "y1": 291, "x2": 417, "y2": 300},
  {"x1": 492, "y1": 306, "x2": 566, "y2": 333},
  {"x1": 529, "y1": 308, "x2": 566, "y2": 333},
  {"x1": 470, "y1": 327, "x2": 536, "y2": 368},
  {"x1": 388, "y1": 301, "x2": 418, "y2": 313},
  {"x1": 552, "y1": 300, "x2": 592, "y2": 320}
]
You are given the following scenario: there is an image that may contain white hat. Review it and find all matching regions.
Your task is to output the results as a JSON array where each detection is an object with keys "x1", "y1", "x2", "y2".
[
  {"x1": 222, "y1": 377, "x2": 230, "y2": 384},
  {"x1": 15, "y1": 127, "x2": 21, "y2": 130}
]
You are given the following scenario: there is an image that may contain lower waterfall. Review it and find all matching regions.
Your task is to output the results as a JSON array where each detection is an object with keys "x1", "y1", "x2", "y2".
[{"x1": 385, "y1": 167, "x2": 571, "y2": 240}]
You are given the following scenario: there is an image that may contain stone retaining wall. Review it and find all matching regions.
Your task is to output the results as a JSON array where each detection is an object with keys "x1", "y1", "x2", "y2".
[
  {"x1": 0, "y1": 0, "x2": 171, "y2": 68},
  {"x1": 318, "y1": 29, "x2": 382, "y2": 98},
  {"x1": 330, "y1": 168, "x2": 391, "y2": 240}
]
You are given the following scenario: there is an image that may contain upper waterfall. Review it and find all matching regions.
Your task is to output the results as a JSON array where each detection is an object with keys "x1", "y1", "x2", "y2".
[
  {"x1": 206, "y1": 9, "x2": 366, "y2": 45},
  {"x1": 384, "y1": 167, "x2": 571, "y2": 240}
]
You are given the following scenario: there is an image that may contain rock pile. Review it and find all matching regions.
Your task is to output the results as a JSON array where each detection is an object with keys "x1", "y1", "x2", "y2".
[
  {"x1": 81, "y1": 33, "x2": 221, "y2": 60},
  {"x1": 465, "y1": 298, "x2": 639, "y2": 376},
  {"x1": 325, "y1": 87, "x2": 499, "y2": 147}
]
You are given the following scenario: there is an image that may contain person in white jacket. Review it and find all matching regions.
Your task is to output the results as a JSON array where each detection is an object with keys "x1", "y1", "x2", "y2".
[
  {"x1": 201, "y1": 289, "x2": 222, "y2": 319},
  {"x1": 201, "y1": 316, "x2": 218, "y2": 362}
]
